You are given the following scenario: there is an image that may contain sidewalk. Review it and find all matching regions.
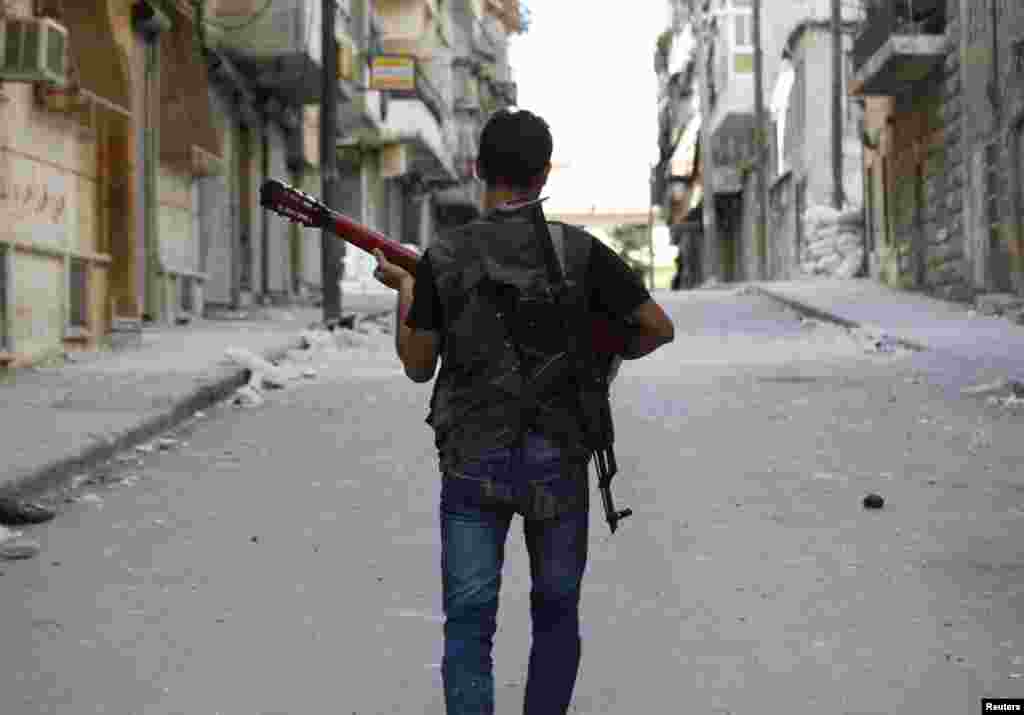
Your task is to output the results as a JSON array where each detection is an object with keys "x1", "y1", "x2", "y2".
[
  {"x1": 751, "y1": 278, "x2": 1024, "y2": 388},
  {"x1": 0, "y1": 307, "x2": 330, "y2": 497}
]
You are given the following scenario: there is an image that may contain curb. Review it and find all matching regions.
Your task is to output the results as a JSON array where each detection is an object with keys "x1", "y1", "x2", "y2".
[
  {"x1": 1, "y1": 339, "x2": 302, "y2": 500},
  {"x1": 750, "y1": 286, "x2": 930, "y2": 353}
]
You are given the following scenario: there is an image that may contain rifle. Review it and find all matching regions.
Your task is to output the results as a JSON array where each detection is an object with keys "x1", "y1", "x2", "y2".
[
  {"x1": 259, "y1": 178, "x2": 631, "y2": 355},
  {"x1": 260, "y1": 177, "x2": 632, "y2": 533}
]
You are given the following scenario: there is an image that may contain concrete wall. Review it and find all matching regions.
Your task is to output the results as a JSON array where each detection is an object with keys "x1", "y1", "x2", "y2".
[
  {"x1": 157, "y1": 165, "x2": 200, "y2": 318},
  {"x1": 265, "y1": 122, "x2": 291, "y2": 297},
  {"x1": 955, "y1": 0, "x2": 1024, "y2": 295},
  {"x1": 797, "y1": 28, "x2": 862, "y2": 209},
  {"x1": 299, "y1": 169, "x2": 322, "y2": 292},
  {"x1": 200, "y1": 86, "x2": 235, "y2": 307},
  {"x1": 0, "y1": 0, "x2": 111, "y2": 361}
]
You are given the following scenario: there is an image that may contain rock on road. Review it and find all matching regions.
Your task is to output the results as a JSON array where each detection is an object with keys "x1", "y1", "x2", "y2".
[{"x1": 2, "y1": 289, "x2": 1024, "y2": 715}]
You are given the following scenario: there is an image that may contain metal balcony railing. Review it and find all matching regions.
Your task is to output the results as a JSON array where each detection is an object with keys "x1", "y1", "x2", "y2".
[{"x1": 851, "y1": 0, "x2": 945, "y2": 73}]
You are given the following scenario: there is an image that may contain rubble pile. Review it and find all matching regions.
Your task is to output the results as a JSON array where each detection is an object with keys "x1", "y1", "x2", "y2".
[
  {"x1": 224, "y1": 312, "x2": 395, "y2": 407},
  {"x1": 800, "y1": 204, "x2": 866, "y2": 279}
]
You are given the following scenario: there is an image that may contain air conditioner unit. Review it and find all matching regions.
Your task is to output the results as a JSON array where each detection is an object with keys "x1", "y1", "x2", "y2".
[{"x1": 0, "y1": 16, "x2": 68, "y2": 86}]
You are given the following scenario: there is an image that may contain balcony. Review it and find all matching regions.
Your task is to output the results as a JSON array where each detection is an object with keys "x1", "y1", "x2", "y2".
[
  {"x1": 850, "y1": 0, "x2": 946, "y2": 96},
  {"x1": 349, "y1": 56, "x2": 456, "y2": 184},
  {"x1": 374, "y1": 0, "x2": 437, "y2": 58},
  {"x1": 211, "y1": 0, "x2": 355, "y2": 104}
]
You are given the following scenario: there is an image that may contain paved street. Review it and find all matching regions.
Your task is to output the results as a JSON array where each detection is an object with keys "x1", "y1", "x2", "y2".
[{"x1": 2, "y1": 289, "x2": 1024, "y2": 714}]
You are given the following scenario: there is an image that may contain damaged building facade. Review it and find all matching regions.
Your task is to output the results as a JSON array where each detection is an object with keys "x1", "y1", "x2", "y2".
[
  {"x1": 656, "y1": 0, "x2": 1024, "y2": 307},
  {"x1": 0, "y1": 0, "x2": 522, "y2": 367}
]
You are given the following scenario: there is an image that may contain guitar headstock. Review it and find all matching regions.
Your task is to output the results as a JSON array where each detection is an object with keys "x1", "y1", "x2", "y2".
[{"x1": 260, "y1": 178, "x2": 328, "y2": 228}]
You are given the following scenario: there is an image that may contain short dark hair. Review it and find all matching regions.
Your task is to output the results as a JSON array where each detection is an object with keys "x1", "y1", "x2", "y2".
[{"x1": 477, "y1": 109, "x2": 553, "y2": 190}]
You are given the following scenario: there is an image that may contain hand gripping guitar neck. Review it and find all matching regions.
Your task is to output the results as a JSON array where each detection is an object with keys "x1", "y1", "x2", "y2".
[{"x1": 259, "y1": 178, "x2": 633, "y2": 356}]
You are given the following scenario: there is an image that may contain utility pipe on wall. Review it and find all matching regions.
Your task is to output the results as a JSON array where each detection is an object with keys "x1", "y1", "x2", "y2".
[{"x1": 131, "y1": 1, "x2": 171, "y2": 321}]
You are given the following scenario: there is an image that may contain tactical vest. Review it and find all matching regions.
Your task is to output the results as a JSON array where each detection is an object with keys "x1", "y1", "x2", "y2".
[{"x1": 426, "y1": 204, "x2": 606, "y2": 473}]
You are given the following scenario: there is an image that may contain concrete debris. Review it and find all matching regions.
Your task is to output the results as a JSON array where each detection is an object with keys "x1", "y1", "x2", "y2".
[
  {"x1": 975, "y1": 293, "x2": 1024, "y2": 317},
  {"x1": 357, "y1": 321, "x2": 383, "y2": 337},
  {"x1": 224, "y1": 347, "x2": 292, "y2": 389},
  {"x1": 300, "y1": 329, "x2": 338, "y2": 352},
  {"x1": 0, "y1": 527, "x2": 40, "y2": 560},
  {"x1": 232, "y1": 385, "x2": 265, "y2": 408},
  {"x1": 157, "y1": 438, "x2": 180, "y2": 450},
  {"x1": 135, "y1": 443, "x2": 156, "y2": 454},
  {"x1": 301, "y1": 368, "x2": 317, "y2": 379},
  {"x1": 962, "y1": 379, "x2": 1008, "y2": 395},
  {"x1": 849, "y1": 324, "x2": 898, "y2": 353},
  {"x1": 988, "y1": 394, "x2": 1024, "y2": 409}
]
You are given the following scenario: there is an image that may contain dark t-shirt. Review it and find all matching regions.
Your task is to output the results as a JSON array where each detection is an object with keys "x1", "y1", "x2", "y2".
[{"x1": 406, "y1": 234, "x2": 651, "y2": 332}]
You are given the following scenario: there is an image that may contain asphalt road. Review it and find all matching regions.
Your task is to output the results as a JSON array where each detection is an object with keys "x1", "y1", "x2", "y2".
[{"x1": 2, "y1": 289, "x2": 1024, "y2": 715}]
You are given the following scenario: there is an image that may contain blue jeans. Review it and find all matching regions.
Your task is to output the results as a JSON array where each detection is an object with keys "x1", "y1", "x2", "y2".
[{"x1": 440, "y1": 432, "x2": 590, "y2": 715}]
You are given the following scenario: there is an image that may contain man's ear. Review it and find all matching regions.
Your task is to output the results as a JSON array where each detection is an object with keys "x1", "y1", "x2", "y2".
[{"x1": 532, "y1": 162, "x2": 552, "y2": 191}]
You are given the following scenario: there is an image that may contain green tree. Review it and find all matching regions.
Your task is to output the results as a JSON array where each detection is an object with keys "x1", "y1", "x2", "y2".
[{"x1": 608, "y1": 224, "x2": 650, "y2": 282}]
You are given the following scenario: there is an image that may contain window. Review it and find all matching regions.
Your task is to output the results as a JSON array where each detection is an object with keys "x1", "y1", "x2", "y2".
[
  {"x1": 69, "y1": 258, "x2": 87, "y2": 329},
  {"x1": 731, "y1": 8, "x2": 753, "y2": 74}
]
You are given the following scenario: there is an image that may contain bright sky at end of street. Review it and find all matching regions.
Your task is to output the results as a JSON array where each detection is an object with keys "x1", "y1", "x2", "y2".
[{"x1": 508, "y1": 3, "x2": 665, "y2": 216}]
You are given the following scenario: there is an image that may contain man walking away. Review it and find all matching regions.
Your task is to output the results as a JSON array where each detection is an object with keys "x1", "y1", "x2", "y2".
[{"x1": 372, "y1": 109, "x2": 675, "y2": 715}]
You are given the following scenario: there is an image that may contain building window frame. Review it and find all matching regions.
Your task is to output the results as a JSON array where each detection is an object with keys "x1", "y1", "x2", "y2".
[
  {"x1": 731, "y1": 2, "x2": 753, "y2": 74},
  {"x1": 68, "y1": 257, "x2": 89, "y2": 331}
]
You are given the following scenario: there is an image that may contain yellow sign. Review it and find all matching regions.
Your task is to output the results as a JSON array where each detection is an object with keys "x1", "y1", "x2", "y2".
[{"x1": 371, "y1": 56, "x2": 416, "y2": 92}]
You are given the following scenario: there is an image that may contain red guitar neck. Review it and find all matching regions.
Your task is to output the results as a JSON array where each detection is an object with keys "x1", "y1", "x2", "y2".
[{"x1": 325, "y1": 208, "x2": 421, "y2": 276}]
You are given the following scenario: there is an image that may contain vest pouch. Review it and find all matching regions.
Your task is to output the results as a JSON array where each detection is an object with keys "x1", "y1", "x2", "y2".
[{"x1": 510, "y1": 295, "x2": 571, "y2": 359}]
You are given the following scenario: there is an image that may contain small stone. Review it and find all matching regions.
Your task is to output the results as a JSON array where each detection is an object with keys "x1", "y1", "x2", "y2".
[
  {"x1": 0, "y1": 537, "x2": 41, "y2": 560},
  {"x1": 250, "y1": 536, "x2": 259, "y2": 544},
  {"x1": 863, "y1": 493, "x2": 885, "y2": 509}
]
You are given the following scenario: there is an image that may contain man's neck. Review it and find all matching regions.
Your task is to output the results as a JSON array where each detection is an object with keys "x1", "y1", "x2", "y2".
[{"x1": 482, "y1": 187, "x2": 540, "y2": 212}]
